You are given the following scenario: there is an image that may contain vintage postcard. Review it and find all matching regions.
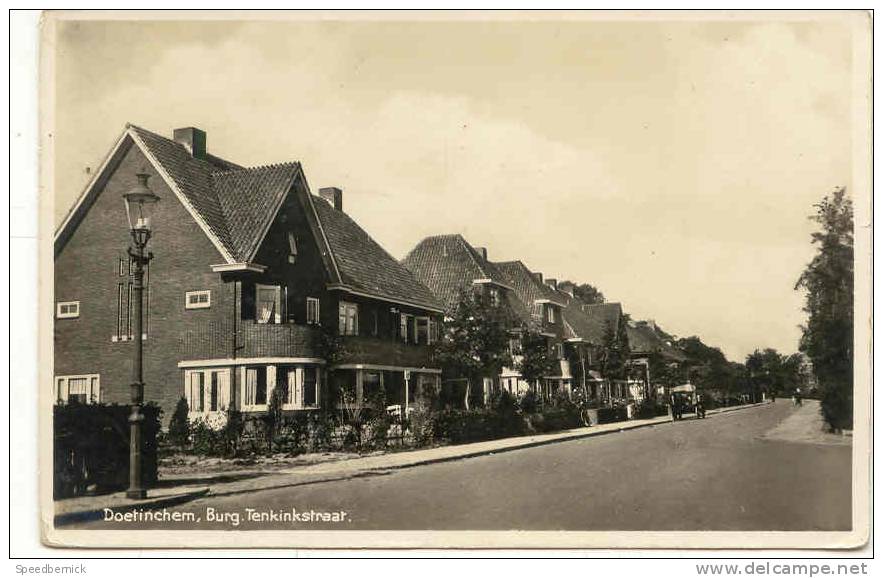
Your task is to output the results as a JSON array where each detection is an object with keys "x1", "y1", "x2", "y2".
[{"x1": 38, "y1": 10, "x2": 871, "y2": 549}]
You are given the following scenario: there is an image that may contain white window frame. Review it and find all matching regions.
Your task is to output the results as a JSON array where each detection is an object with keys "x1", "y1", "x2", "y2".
[
  {"x1": 338, "y1": 301, "x2": 359, "y2": 336},
  {"x1": 184, "y1": 368, "x2": 231, "y2": 416},
  {"x1": 56, "y1": 301, "x2": 80, "y2": 319},
  {"x1": 546, "y1": 305, "x2": 556, "y2": 323},
  {"x1": 256, "y1": 284, "x2": 282, "y2": 324},
  {"x1": 280, "y1": 365, "x2": 322, "y2": 410},
  {"x1": 55, "y1": 374, "x2": 99, "y2": 405},
  {"x1": 306, "y1": 297, "x2": 321, "y2": 325},
  {"x1": 242, "y1": 366, "x2": 272, "y2": 411},
  {"x1": 185, "y1": 290, "x2": 212, "y2": 310}
]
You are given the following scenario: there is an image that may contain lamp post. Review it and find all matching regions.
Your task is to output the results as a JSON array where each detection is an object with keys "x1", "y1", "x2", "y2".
[{"x1": 123, "y1": 172, "x2": 160, "y2": 500}]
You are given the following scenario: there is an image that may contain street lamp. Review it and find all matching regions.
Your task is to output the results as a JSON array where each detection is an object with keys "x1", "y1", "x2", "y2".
[{"x1": 123, "y1": 172, "x2": 160, "y2": 499}]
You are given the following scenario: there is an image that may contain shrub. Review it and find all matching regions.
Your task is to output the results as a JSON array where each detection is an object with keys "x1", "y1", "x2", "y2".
[
  {"x1": 517, "y1": 390, "x2": 540, "y2": 414},
  {"x1": 596, "y1": 405, "x2": 628, "y2": 424},
  {"x1": 167, "y1": 397, "x2": 190, "y2": 450},
  {"x1": 53, "y1": 403, "x2": 161, "y2": 498}
]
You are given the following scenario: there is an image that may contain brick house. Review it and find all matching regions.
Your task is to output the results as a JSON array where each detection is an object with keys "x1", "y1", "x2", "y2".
[
  {"x1": 401, "y1": 235, "x2": 529, "y2": 404},
  {"x1": 626, "y1": 319, "x2": 687, "y2": 400},
  {"x1": 53, "y1": 124, "x2": 444, "y2": 426},
  {"x1": 492, "y1": 262, "x2": 572, "y2": 398}
]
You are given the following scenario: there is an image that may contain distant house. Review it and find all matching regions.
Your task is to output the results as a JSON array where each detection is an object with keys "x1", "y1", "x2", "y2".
[
  {"x1": 401, "y1": 235, "x2": 527, "y2": 404},
  {"x1": 493, "y1": 263, "x2": 571, "y2": 398},
  {"x1": 626, "y1": 319, "x2": 687, "y2": 400},
  {"x1": 54, "y1": 124, "x2": 444, "y2": 425}
]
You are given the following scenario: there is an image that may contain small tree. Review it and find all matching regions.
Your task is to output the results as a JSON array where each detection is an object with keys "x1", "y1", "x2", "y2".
[
  {"x1": 264, "y1": 385, "x2": 285, "y2": 453},
  {"x1": 167, "y1": 397, "x2": 191, "y2": 450},
  {"x1": 433, "y1": 289, "x2": 513, "y2": 410},
  {"x1": 517, "y1": 328, "x2": 556, "y2": 401},
  {"x1": 599, "y1": 318, "x2": 630, "y2": 403}
]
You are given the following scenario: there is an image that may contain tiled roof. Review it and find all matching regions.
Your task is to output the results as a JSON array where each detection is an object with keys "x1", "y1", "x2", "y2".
[
  {"x1": 494, "y1": 261, "x2": 568, "y2": 309},
  {"x1": 401, "y1": 234, "x2": 511, "y2": 312},
  {"x1": 313, "y1": 199, "x2": 443, "y2": 311},
  {"x1": 126, "y1": 124, "x2": 441, "y2": 311},
  {"x1": 627, "y1": 322, "x2": 687, "y2": 361},
  {"x1": 562, "y1": 301, "x2": 622, "y2": 345},
  {"x1": 212, "y1": 163, "x2": 301, "y2": 262}
]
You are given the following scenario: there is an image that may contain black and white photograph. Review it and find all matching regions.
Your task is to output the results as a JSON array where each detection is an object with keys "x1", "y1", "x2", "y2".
[{"x1": 32, "y1": 9, "x2": 870, "y2": 550}]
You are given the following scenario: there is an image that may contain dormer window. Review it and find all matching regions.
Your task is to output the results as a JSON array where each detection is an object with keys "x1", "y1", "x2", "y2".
[{"x1": 287, "y1": 232, "x2": 298, "y2": 264}]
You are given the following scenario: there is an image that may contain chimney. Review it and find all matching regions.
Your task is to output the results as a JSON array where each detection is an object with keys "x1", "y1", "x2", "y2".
[
  {"x1": 475, "y1": 247, "x2": 488, "y2": 261},
  {"x1": 173, "y1": 127, "x2": 207, "y2": 159},
  {"x1": 319, "y1": 187, "x2": 343, "y2": 211},
  {"x1": 545, "y1": 278, "x2": 558, "y2": 291},
  {"x1": 558, "y1": 281, "x2": 575, "y2": 297},
  {"x1": 532, "y1": 272, "x2": 543, "y2": 284}
]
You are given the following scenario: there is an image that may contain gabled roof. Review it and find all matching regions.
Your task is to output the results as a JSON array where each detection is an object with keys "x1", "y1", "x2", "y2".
[
  {"x1": 626, "y1": 321, "x2": 688, "y2": 361},
  {"x1": 401, "y1": 234, "x2": 512, "y2": 312},
  {"x1": 494, "y1": 261, "x2": 568, "y2": 309},
  {"x1": 55, "y1": 123, "x2": 443, "y2": 313},
  {"x1": 313, "y1": 198, "x2": 443, "y2": 312},
  {"x1": 565, "y1": 301, "x2": 623, "y2": 345}
]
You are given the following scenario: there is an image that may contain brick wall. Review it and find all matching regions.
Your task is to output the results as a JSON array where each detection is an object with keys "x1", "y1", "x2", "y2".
[{"x1": 54, "y1": 141, "x2": 232, "y2": 422}]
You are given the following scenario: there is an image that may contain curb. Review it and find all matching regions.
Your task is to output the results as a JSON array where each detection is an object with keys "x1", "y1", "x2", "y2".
[
  {"x1": 353, "y1": 402, "x2": 770, "y2": 475},
  {"x1": 54, "y1": 487, "x2": 210, "y2": 527}
]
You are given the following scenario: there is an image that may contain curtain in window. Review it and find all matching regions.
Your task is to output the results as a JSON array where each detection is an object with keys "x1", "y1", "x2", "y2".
[
  {"x1": 256, "y1": 286, "x2": 280, "y2": 324},
  {"x1": 67, "y1": 378, "x2": 88, "y2": 404},
  {"x1": 287, "y1": 368, "x2": 298, "y2": 406},
  {"x1": 245, "y1": 368, "x2": 257, "y2": 406},
  {"x1": 187, "y1": 372, "x2": 204, "y2": 412}
]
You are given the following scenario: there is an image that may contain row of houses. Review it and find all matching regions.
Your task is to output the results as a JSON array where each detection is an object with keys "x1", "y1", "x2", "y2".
[{"x1": 53, "y1": 124, "x2": 686, "y2": 425}]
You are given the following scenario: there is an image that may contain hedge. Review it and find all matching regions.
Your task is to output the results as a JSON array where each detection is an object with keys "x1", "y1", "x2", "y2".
[{"x1": 54, "y1": 403, "x2": 161, "y2": 499}]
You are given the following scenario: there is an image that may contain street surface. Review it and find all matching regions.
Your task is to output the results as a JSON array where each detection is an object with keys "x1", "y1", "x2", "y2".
[{"x1": 79, "y1": 401, "x2": 851, "y2": 531}]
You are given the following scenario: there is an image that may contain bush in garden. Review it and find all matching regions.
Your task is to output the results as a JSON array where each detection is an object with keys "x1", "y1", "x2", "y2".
[
  {"x1": 517, "y1": 390, "x2": 540, "y2": 414},
  {"x1": 167, "y1": 397, "x2": 191, "y2": 450},
  {"x1": 53, "y1": 403, "x2": 161, "y2": 498}
]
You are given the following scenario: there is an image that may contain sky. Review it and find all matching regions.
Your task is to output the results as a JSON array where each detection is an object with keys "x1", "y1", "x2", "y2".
[{"x1": 50, "y1": 14, "x2": 859, "y2": 361}]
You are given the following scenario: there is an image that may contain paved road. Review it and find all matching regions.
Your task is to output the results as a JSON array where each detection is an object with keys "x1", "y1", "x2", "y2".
[{"x1": 85, "y1": 402, "x2": 851, "y2": 531}]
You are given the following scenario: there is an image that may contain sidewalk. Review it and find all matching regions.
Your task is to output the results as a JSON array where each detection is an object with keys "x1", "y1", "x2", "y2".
[{"x1": 54, "y1": 401, "x2": 767, "y2": 526}]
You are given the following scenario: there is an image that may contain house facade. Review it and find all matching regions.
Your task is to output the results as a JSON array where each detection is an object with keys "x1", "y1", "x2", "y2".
[
  {"x1": 492, "y1": 263, "x2": 571, "y2": 398},
  {"x1": 401, "y1": 235, "x2": 529, "y2": 404},
  {"x1": 54, "y1": 124, "x2": 444, "y2": 425}
]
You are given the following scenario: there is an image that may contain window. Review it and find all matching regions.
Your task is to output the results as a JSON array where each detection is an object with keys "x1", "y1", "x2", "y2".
[
  {"x1": 116, "y1": 283, "x2": 124, "y2": 339},
  {"x1": 279, "y1": 366, "x2": 321, "y2": 409},
  {"x1": 244, "y1": 367, "x2": 268, "y2": 407},
  {"x1": 303, "y1": 367, "x2": 318, "y2": 407},
  {"x1": 416, "y1": 316, "x2": 430, "y2": 345},
  {"x1": 118, "y1": 257, "x2": 125, "y2": 276},
  {"x1": 363, "y1": 371, "x2": 383, "y2": 402},
  {"x1": 288, "y1": 232, "x2": 298, "y2": 264},
  {"x1": 509, "y1": 337, "x2": 522, "y2": 357},
  {"x1": 187, "y1": 371, "x2": 205, "y2": 412},
  {"x1": 186, "y1": 290, "x2": 211, "y2": 309},
  {"x1": 371, "y1": 309, "x2": 379, "y2": 337},
  {"x1": 256, "y1": 284, "x2": 282, "y2": 324},
  {"x1": 399, "y1": 314, "x2": 409, "y2": 343},
  {"x1": 184, "y1": 369, "x2": 230, "y2": 414},
  {"x1": 56, "y1": 301, "x2": 80, "y2": 319},
  {"x1": 338, "y1": 301, "x2": 359, "y2": 335},
  {"x1": 556, "y1": 343, "x2": 565, "y2": 359},
  {"x1": 546, "y1": 305, "x2": 556, "y2": 323},
  {"x1": 306, "y1": 297, "x2": 320, "y2": 325},
  {"x1": 489, "y1": 287, "x2": 500, "y2": 306},
  {"x1": 55, "y1": 374, "x2": 99, "y2": 405}
]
